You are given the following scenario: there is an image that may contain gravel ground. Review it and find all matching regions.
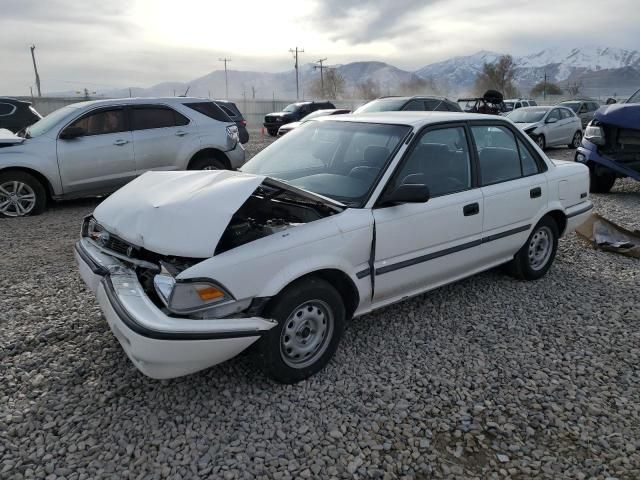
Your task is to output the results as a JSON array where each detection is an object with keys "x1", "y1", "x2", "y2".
[{"x1": 1, "y1": 140, "x2": 639, "y2": 479}]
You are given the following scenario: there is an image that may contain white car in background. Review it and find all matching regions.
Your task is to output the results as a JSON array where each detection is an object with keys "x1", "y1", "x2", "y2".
[
  {"x1": 508, "y1": 106, "x2": 583, "y2": 150},
  {"x1": 277, "y1": 108, "x2": 350, "y2": 136},
  {"x1": 75, "y1": 112, "x2": 592, "y2": 383},
  {"x1": 0, "y1": 97, "x2": 244, "y2": 217}
]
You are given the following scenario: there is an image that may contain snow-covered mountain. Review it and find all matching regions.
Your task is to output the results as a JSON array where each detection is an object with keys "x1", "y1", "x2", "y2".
[
  {"x1": 54, "y1": 46, "x2": 639, "y2": 100},
  {"x1": 416, "y1": 46, "x2": 640, "y2": 96}
]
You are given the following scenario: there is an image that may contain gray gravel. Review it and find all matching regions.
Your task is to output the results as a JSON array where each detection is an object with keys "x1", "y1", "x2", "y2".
[{"x1": 1, "y1": 142, "x2": 639, "y2": 479}]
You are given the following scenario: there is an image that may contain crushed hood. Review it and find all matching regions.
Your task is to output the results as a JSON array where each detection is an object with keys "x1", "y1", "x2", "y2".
[
  {"x1": 93, "y1": 170, "x2": 265, "y2": 258},
  {"x1": 594, "y1": 103, "x2": 640, "y2": 129},
  {"x1": 0, "y1": 129, "x2": 25, "y2": 146},
  {"x1": 515, "y1": 122, "x2": 539, "y2": 131}
]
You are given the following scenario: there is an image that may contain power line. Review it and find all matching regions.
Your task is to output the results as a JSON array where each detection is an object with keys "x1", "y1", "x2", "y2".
[
  {"x1": 313, "y1": 58, "x2": 328, "y2": 97},
  {"x1": 289, "y1": 47, "x2": 304, "y2": 100},
  {"x1": 219, "y1": 57, "x2": 232, "y2": 99}
]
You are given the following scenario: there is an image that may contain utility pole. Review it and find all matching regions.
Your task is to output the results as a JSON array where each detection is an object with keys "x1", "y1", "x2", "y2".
[
  {"x1": 251, "y1": 86, "x2": 256, "y2": 99},
  {"x1": 219, "y1": 57, "x2": 231, "y2": 99},
  {"x1": 289, "y1": 47, "x2": 304, "y2": 100},
  {"x1": 30, "y1": 45, "x2": 42, "y2": 97},
  {"x1": 314, "y1": 58, "x2": 328, "y2": 97},
  {"x1": 543, "y1": 72, "x2": 547, "y2": 101}
]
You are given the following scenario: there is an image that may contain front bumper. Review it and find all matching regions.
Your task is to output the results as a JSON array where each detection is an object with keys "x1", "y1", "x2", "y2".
[
  {"x1": 75, "y1": 239, "x2": 276, "y2": 379},
  {"x1": 576, "y1": 140, "x2": 640, "y2": 181}
]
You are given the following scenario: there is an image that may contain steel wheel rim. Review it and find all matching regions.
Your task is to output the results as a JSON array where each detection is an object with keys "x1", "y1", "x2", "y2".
[
  {"x1": 572, "y1": 132, "x2": 581, "y2": 148},
  {"x1": 201, "y1": 165, "x2": 217, "y2": 171},
  {"x1": 537, "y1": 136, "x2": 544, "y2": 149},
  {"x1": 528, "y1": 226, "x2": 553, "y2": 271},
  {"x1": 280, "y1": 300, "x2": 334, "y2": 369},
  {"x1": 0, "y1": 181, "x2": 36, "y2": 217}
]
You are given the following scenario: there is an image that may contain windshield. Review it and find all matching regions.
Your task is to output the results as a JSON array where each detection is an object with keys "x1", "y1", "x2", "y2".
[
  {"x1": 25, "y1": 105, "x2": 79, "y2": 138},
  {"x1": 355, "y1": 99, "x2": 406, "y2": 113},
  {"x1": 560, "y1": 102, "x2": 580, "y2": 113},
  {"x1": 508, "y1": 108, "x2": 548, "y2": 123},
  {"x1": 241, "y1": 120, "x2": 410, "y2": 206},
  {"x1": 626, "y1": 89, "x2": 640, "y2": 104},
  {"x1": 282, "y1": 103, "x2": 300, "y2": 113}
]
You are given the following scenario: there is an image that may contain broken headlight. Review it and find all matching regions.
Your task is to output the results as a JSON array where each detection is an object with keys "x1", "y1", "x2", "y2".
[
  {"x1": 153, "y1": 274, "x2": 234, "y2": 315},
  {"x1": 584, "y1": 120, "x2": 605, "y2": 146}
]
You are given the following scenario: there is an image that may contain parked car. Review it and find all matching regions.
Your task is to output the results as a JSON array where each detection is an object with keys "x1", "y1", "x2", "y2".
[
  {"x1": 264, "y1": 101, "x2": 335, "y2": 136},
  {"x1": 75, "y1": 111, "x2": 592, "y2": 383},
  {"x1": 458, "y1": 90, "x2": 507, "y2": 115},
  {"x1": 0, "y1": 97, "x2": 42, "y2": 133},
  {"x1": 503, "y1": 98, "x2": 537, "y2": 112},
  {"x1": 277, "y1": 108, "x2": 350, "y2": 136},
  {"x1": 213, "y1": 100, "x2": 249, "y2": 144},
  {"x1": 0, "y1": 97, "x2": 243, "y2": 217},
  {"x1": 354, "y1": 96, "x2": 462, "y2": 114},
  {"x1": 558, "y1": 99, "x2": 600, "y2": 129},
  {"x1": 575, "y1": 88, "x2": 640, "y2": 192},
  {"x1": 507, "y1": 106, "x2": 582, "y2": 150}
]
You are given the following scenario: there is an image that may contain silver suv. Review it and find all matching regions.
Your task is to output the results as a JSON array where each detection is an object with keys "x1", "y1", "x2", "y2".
[{"x1": 0, "y1": 97, "x2": 245, "y2": 217}]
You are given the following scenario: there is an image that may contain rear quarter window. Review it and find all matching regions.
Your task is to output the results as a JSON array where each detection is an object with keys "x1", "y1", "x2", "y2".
[
  {"x1": 0, "y1": 103, "x2": 15, "y2": 116},
  {"x1": 184, "y1": 102, "x2": 232, "y2": 122}
]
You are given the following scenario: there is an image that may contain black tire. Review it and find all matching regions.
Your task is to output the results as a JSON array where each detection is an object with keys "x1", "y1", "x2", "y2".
[
  {"x1": 589, "y1": 169, "x2": 616, "y2": 193},
  {"x1": 258, "y1": 277, "x2": 345, "y2": 384},
  {"x1": 188, "y1": 157, "x2": 226, "y2": 170},
  {"x1": 535, "y1": 134, "x2": 546, "y2": 150},
  {"x1": 267, "y1": 129, "x2": 278, "y2": 137},
  {"x1": 568, "y1": 131, "x2": 582, "y2": 149},
  {"x1": 0, "y1": 170, "x2": 47, "y2": 218},
  {"x1": 506, "y1": 216, "x2": 559, "y2": 281}
]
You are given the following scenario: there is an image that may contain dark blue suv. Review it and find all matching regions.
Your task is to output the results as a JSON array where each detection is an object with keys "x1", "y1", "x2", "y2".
[{"x1": 576, "y1": 88, "x2": 640, "y2": 192}]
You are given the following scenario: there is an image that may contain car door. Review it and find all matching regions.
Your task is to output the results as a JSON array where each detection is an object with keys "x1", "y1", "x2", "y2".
[
  {"x1": 559, "y1": 108, "x2": 576, "y2": 141},
  {"x1": 57, "y1": 106, "x2": 136, "y2": 195},
  {"x1": 544, "y1": 108, "x2": 562, "y2": 145},
  {"x1": 130, "y1": 105, "x2": 194, "y2": 173},
  {"x1": 469, "y1": 123, "x2": 548, "y2": 265},
  {"x1": 372, "y1": 124, "x2": 484, "y2": 302}
]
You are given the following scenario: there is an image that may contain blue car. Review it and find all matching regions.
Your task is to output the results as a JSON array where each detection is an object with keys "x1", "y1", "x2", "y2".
[{"x1": 575, "y1": 88, "x2": 640, "y2": 192}]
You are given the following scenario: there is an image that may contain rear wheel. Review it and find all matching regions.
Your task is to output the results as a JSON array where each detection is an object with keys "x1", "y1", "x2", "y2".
[
  {"x1": 536, "y1": 134, "x2": 546, "y2": 150},
  {"x1": 506, "y1": 216, "x2": 558, "y2": 280},
  {"x1": 589, "y1": 168, "x2": 616, "y2": 193},
  {"x1": 189, "y1": 157, "x2": 226, "y2": 170},
  {"x1": 258, "y1": 277, "x2": 345, "y2": 383},
  {"x1": 0, "y1": 171, "x2": 47, "y2": 218},
  {"x1": 569, "y1": 131, "x2": 582, "y2": 149}
]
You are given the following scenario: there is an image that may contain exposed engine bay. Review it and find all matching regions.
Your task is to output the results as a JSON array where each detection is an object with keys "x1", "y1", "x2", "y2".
[{"x1": 215, "y1": 183, "x2": 339, "y2": 254}]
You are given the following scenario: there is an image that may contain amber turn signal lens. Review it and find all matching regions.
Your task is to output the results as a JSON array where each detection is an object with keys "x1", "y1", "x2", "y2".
[{"x1": 196, "y1": 286, "x2": 225, "y2": 301}]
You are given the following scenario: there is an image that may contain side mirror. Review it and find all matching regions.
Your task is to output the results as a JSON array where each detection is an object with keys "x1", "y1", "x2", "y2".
[
  {"x1": 546, "y1": 117, "x2": 558, "y2": 124},
  {"x1": 382, "y1": 174, "x2": 430, "y2": 205},
  {"x1": 59, "y1": 126, "x2": 85, "y2": 139}
]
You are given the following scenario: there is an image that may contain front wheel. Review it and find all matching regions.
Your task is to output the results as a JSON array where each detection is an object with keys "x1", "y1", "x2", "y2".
[
  {"x1": 188, "y1": 157, "x2": 226, "y2": 170},
  {"x1": 258, "y1": 277, "x2": 345, "y2": 383},
  {"x1": 506, "y1": 216, "x2": 558, "y2": 280},
  {"x1": 0, "y1": 171, "x2": 47, "y2": 218},
  {"x1": 589, "y1": 169, "x2": 616, "y2": 193},
  {"x1": 569, "y1": 131, "x2": 582, "y2": 149},
  {"x1": 535, "y1": 134, "x2": 546, "y2": 150}
]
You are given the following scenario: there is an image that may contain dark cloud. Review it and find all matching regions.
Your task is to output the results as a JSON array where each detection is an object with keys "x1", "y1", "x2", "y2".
[{"x1": 310, "y1": 0, "x2": 442, "y2": 43}]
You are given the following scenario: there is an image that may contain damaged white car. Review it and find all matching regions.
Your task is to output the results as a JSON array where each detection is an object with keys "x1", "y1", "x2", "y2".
[{"x1": 76, "y1": 112, "x2": 593, "y2": 383}]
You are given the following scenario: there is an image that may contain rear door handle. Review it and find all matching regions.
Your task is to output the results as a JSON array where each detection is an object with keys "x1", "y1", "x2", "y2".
[
  {"x1": 530, "y1": 187, "x2": 542, "y2": 198},
  {"x1": 463, "y1": 202, "x2": 480, "y2": 216},
  {"x1": 113, "y1": 139, "x2": 129, "y2": 146},
  {"x1": 175, "y1": 130, "x2": 188, "y2": 137}
]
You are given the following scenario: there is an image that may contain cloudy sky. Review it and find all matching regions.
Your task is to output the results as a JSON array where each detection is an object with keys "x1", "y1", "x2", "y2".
[{"x1": 2, "y1": 0, "x2": 637, "y2": 95}]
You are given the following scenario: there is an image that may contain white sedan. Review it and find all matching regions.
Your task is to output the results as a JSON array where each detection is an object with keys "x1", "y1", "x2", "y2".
[
  {"x1": 508, "y1": 106, "x2": 583, "y2": 150},
  {"x1": 75, "y1": 112, "x2": 593, "y2": 383}
]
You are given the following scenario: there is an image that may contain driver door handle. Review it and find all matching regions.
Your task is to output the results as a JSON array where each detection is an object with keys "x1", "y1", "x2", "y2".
[
  {"x1": 463, "y1": 202, "x2": 480, "y2": 216},
  {"x1": 175, "y1": 130, "x2": 188, "y2": 137},
  {"x1": 113, "y1": 139, "x2": 129, "y2": 146}
]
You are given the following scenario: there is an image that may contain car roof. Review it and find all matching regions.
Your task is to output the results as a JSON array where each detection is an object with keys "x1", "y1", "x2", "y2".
[
  {"x1": 315, "y1": 111, "x2": 500, "y2": 127},
  {"x1": 63, "y1": 97, "x2": 215, "y2": 109}
]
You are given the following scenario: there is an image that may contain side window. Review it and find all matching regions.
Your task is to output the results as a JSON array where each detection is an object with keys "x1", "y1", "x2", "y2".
[
  {"x1": 218, "y1": 105, "x2": 238, "y2": 119},
  {"x1": 68, "y1": 108, "x2": 126, "y2": 136},
  {"x1": 559, "y1": 109, "x2": 570, "y2": 119},
  {"x1": 529, "y1": 100, "x2": 538, "y2": 106},
  {"x1": 517, "y1": 138, "x2": 540, "y2": 176},
  {"x1": 403, "y1": 100, "x2": 424, "y2": 111},
  {"x1": 471, "y1": 125, "x2": 522, "y2": 185},
  {"x1": 589, "y1": 102, "x2": 599, "y2": 112},
  {"x1": 578, "y1": 103, "x2": 588, "y2": 114},
  {"x1": 395, "y1": 126, "x2": 471, "y2": 197},
  {"x1": 0, "y1": 103, "x2": 15, "y2": 116},
  {"x1": 186, "y1": 102, "x2": 232, "y2": 122},
  {"x1": 547, "y1": 109, "x2": 561, "y2": 122},
  {"x1": 131, "y1": 106, "x2": 189, "y2": 130},
  {"x1": 515, "y1": 102, "x2": 522, "y2": 109}
]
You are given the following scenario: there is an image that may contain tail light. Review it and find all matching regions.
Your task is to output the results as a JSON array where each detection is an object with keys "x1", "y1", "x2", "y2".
[{"x1": 240, "y1": 120, "x2": 247, "y2": 127}]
